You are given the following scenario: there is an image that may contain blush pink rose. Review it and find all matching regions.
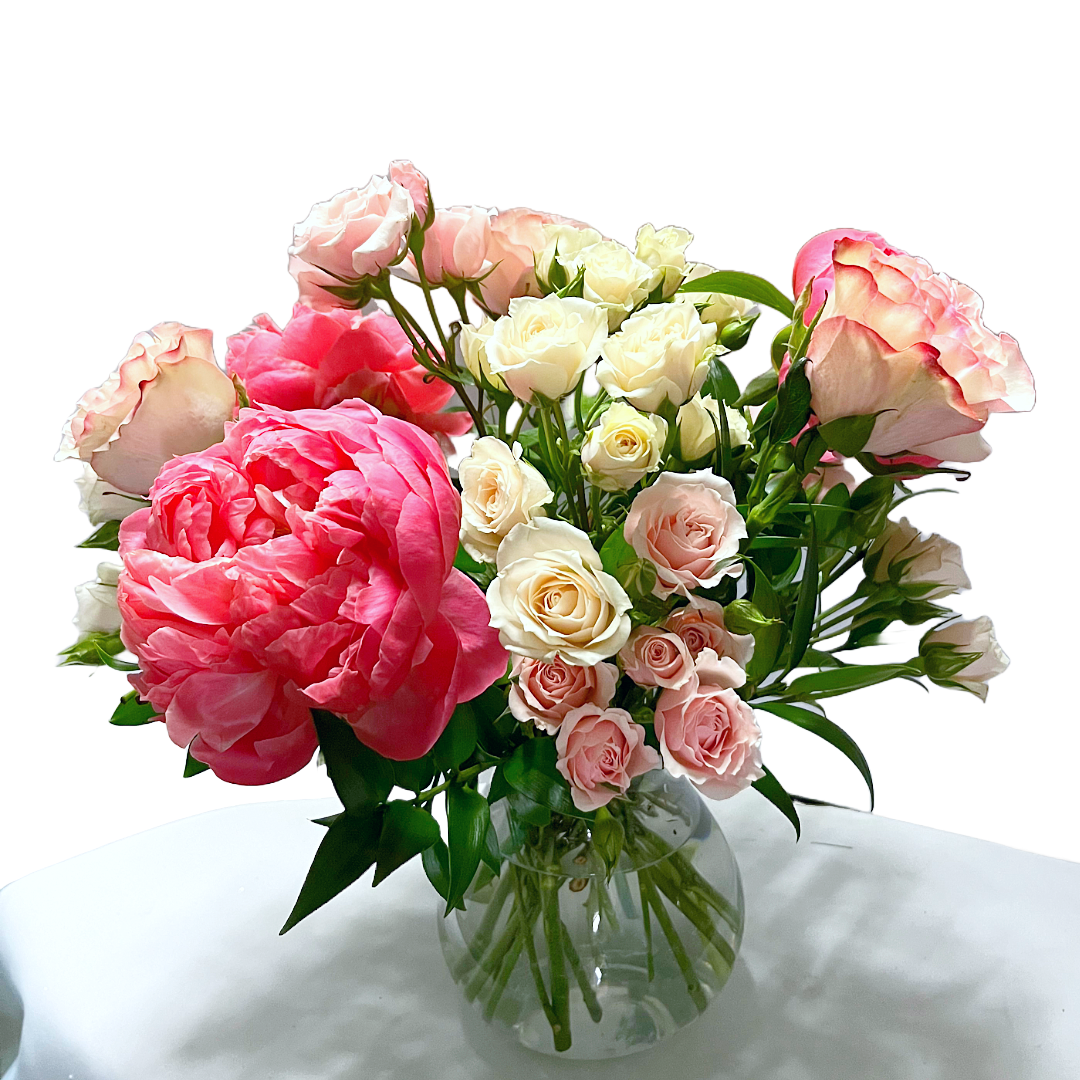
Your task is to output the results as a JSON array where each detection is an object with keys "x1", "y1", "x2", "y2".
[
  {"x1": 654, "y1": 650, "x2": 763, "y2": 800},
  {"x1": 555, "y1": 705, "x2": 660, "y2": 812},
  {"x1": 664, "y1": 597, "x2": 754, "y2": 669},
  {"x1": 289, "y1": 171, "x2": 416, "y2": 310},
  {"x1": 57, "y1": 323, "x2": 238, "y2": 496},
  {"x1": 624, "y1": 471, "x2": 747, "y2": 598},
  {"x1": 389, "y1": 159, "x2": 431, "y2": 224},
  {"x1": 803, "y1": 236, "x2": 1034, "y2": 462},
  {"x1": 412, "y1": 206, "x2": 492, "y2": 284},
  {"x1": 792, "y1": 228, "x2": 900, "y2": 323},
  {"x1": 226, "y1": 304, "x2": 472, "y2": 439},
  {"x1": 618, "y1": 626, "x2": 695, "y2": 689},
  {"x1": 508, "y1": 655, "x2": 618, "y2": 734},
  {"x1": 118, "y1": 402, "x2": 507, "y2": 783}
]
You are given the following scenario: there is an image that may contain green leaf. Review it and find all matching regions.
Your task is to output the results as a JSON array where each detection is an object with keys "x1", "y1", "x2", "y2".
[
  {"x1": 599, "y1": 527, "x2": 636, "y2": 577},
  {"x1": 745, "y1": 558, "x2": 785, "y2": 681},
  {"x1": 770, "y1": 358, "x2": 812, "y2": 443},
  {"x1": 800, "y1": 648, "x2": 848, "y2": 669},
  {"x1": 312, "y1": 814, "x2": 340, "y2": 828},
  {"x1": 503, "y1": 738, "x2": 593, "y2": 820},
  {"x1": 706, "y1": 357, "x2": 740, "y2": 405},
  {"x1": 184, "y1": 749, "x2": 210, "y2": 777},
  {"x1": 677, "y1": 270, "x2": 794, "y2": 319},
  {"x1": 77, "y1": 519, "x2": 123, "y2": 550},
  {"x1": 733, "y1": 369, "x2": 778, "y2": 408},
  {"x1": 793, "y1": 427, "x2": 827, "y2": 475},
  {"x1": 94, "y1": 646, "x2": 138, "y2": 672},
  {"x1": 445, "y1": 785, "x2": 490, "y2": 914},
  {"x1": 59, "y1": 630, "x2": 125, "y2": 667},
  {"x1": 785, "y1": 514, "x2": 819, "y2": 674},
  {"x1": 434, "y1": 703, "x2": 478, "y2": 773},
  {"x1": 771, "y1": 324, "x2": 793, "y2": 370},
  {"x1": 752, "y1": 765, "x2": 801, "y2": 838},
  {"x1": 453, "y1": 543, "x2": 486, "y2": 576},
  {"x1": 422, "y1": 839, "x2": 462, "y2": 908},
  {"x1": 312, "y1": 710, "x2": 394, "y2": 813},
  {"x1": 486, "y1": 764, "x2": 512, "y2": 805},
  {"x1": 507, "y1": 789, "x2": 551, "y2": 828},
  {"x1": 755, "y1": 702, "x2": 874, "y2": 809},
  {"x1": 849, "y1": 476, "x2": 898, "y2": 540},
  {"x1": 392, "y1": 754, "x2": 435, "y2": 794},
  {"x1": 817, "y1": 413, "x2": 883, "y2": 458},
  {"x1": 787, "y1": 663, "x2": 923, "y2": 698},
  {"x1": 481, "y1": 818, "x2": 503, "y2": 875},
  {"x1": 280, "y1": 808, "x2": 384, "y2": 933},
  {"x1": 599, "y1": 527, "x2": 656, "y2": 599},
  {"x1": 110, "y1": 691, "x2": 159, "y2": 726},
  {"x1": 373, "y1": 801, "x2": 441, "y2": 886}
]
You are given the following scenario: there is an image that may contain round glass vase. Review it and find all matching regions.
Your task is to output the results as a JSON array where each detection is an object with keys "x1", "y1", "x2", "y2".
[{"x1": 436, "y1": 770, "x2": 744, "y2": 1059}]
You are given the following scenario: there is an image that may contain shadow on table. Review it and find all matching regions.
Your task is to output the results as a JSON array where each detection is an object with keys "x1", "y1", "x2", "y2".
[
  {"x1": 0, "y1": 956, "x2": 23, "y2": 1077},
  {"x1": 173, "y1": 841, "x2": 1036, "y2": 1080}
]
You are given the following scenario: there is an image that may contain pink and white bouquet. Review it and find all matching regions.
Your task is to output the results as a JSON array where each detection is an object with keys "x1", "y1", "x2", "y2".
[{"x1": 56, "y1": 160, "x2": 1033, "y2": 1053}]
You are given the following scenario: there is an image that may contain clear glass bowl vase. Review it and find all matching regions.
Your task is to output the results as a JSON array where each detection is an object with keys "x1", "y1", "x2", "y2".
[{"x1": 437, "y1": 770, "x2": 744, "y2": 1059}]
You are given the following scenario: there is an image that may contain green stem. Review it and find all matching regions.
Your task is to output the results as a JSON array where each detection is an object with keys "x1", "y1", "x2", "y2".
[
  {"x1": 464, "y1": 908, "x2": 521, "y2": 1002},
  {"x1": 512, "y1": 866, "x2": 560, "y2": 1037},
  {"x1": 483, "y1": 933, "x2": 524, "y2": 1020},
  {"x1": 639, "y1": 872, "x2": 655, "y2": 982},
  {"x1": 561, "y1": 919, "x2": 603, "y2": 1023},
  {"x1": 541, "y1": 872, "x2": 572, "y2": 1051},
  {"x1": 510, "y1": 404, "x2": 531, "y2": 445},
  {"x1": 416, "y1": 763, "x2": 487, "y2": 806},
  {"x1": 453, "y1": 870, "x2": 514, "y2": 981},
  {"x1": 648, "y1": 861, "x2": 736, "y2": 970},
  {"x1": 639, "y1": 868, "x2": 708, "y2": 1013}
]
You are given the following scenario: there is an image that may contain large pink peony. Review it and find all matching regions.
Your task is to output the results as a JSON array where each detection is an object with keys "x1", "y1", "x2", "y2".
[
  {"x1": 225, "y1": 304, "x2": 472, "y2": 440},
  {"x1": 796, "y1": 233, "x2": 1034, "y2": 462},
  {"x1": 117, "y1": 402, "x2": 507, "y2": 784}
]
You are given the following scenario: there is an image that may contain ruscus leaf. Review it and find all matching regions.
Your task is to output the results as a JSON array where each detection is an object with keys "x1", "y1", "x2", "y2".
[
  {"x1": 752, "y1": 766, "x2": 801, "y2": 838},
  {"x1": 312, "y1": 710, "x2": 394, "y2": 813},
  {"x1": 677, "y1": 270, "x2": 794, "y2": 318}
]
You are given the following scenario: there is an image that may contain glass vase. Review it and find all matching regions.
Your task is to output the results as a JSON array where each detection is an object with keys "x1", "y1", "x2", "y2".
[{"x1": 436, "y1": 770, "x2": 744, "y2": 1059}]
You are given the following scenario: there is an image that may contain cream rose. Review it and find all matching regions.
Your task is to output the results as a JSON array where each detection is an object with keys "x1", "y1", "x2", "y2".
[
  {"x1": 458, "y1": 318, "x2": 506, "y2": 391},
  {"x1": 508, "y1": 655, "x2": 618, "y2": 733},
  {"x1": 56, "y1": 323, "x2": 238, "y2": 496},
  {"x1": 676, "y1": 394, "x2": 750, "y2": 461},
  {"x1": 920, "y1": 616, "x2": 1009, "y2": 701},
  {"x1": 75, "y1": 465, "x2": 143, "y2": 525},
  {"x1": 536, "y1": 223, "x2": 604, "y2": 286},
  {"x1": 655, "y1": 649, "x2": 763, "y2": 800},
  {"x1": 486, "y1": 295, "x2": 607, "y2": 402},
  {"x1": 580, "y1": 402, "x2": 668, "y2": 491},
  {"x1": 486, "y1": 518, "x2": 632, "y2": 664},
  {"x1": 458, "y1": 437, "x2": 553, "y2": 562},
  {"x1": 674, "y1": 263, "x2": 756, "y2": 329},
  {"x1": 664, "y1": 596, "x2": 755, "y2": 668},
  {"x1": 597, "y1": 303, "x2": 716, "y2": 414},
  {"x1": 635, "y1": 224, "x2": 693, "y2": 299},
  {"x1": 74, "y1": 562, "x2": 122, "y2": 635},
  {"x1": 865, "y1": 518, "x2": 971, "y2": 599},
  {"x1": 618, "y1": 626, "x2": 695, "y2": 689},
  {"x1": 624, "y1": 470, "x2": 747, "y2": 597},
  {"x1": 580, "y1": 241, "x2": 661, "y2": 329}
]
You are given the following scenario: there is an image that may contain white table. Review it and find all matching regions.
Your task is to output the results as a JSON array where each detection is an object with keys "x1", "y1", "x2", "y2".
[{"x1": 1, "y1": 793, "x2": 1077, "y2": 1080}]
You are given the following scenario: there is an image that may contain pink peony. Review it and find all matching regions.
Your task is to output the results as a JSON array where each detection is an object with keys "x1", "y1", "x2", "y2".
[
  {"x1": 624, "y1": 471, "x2": 747, "y2": 598},
  {"x1": 57, "y1": 323, "x2": 238, "y2": 496},
  {"x1": 618, "y1": 626, "x2": 695, "y2": 689},
  {"x1": 117, "y1": 402, "x2": 507, "y2": 783},
  {"x1": 654, "y1": 650, "x2": 762, "y2": 800},
  {"x1": 508, "y1": 655, "x2": 618, "y2": 734},
  {"x1": 225, "y1": 304, "x2": 472, "y2": 440},
  {"x1": 800, "y1": 235, "x2": 1034, "y2": 462},
  {"x1": 663, "y1": 596, "x2": 754, "y2": 669},
  {"x1": 555, "y1": 705, "x2": 660, "y2": 812}
]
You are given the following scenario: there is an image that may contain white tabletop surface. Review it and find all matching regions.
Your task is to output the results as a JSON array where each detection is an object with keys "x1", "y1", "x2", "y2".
[{"x1": 1, "y1": 792, "x2": 1077, "y2": 1080}]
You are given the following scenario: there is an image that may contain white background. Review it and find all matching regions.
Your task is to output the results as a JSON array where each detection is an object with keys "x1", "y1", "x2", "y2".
[{"x1": 1, "y1": 0, "x2": 1076, "y2": 887}]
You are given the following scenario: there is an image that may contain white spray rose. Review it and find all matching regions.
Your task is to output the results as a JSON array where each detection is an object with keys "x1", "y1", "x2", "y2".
[
  {"x1": 921, "y1": 617, "x2": 1009, "y2": 701},
  {"x1": 486, "y1": 518, "x2": 632, "y2": 664},
  {"x1": 75, "y1": 465, "x2": 144, "y2": 525},
  {"x1": 458, "y1": 318, "x2": 506, "y2": 391},
  {"x1": 580, "y1": 241, "x2": 662, "y2": 329},
  {"x1": 677, "y1": 394, "x2": 750, "y2": 461},
  {"x1": 636, "y1": 224, "x2": 693, "y2": 299},
  {"x1": 674, "y1": 263, "x2": 756, "y2": 330},
  {"x1": 486, "y1": 295, "x2": 608, "y2": 402},
  {"x1": 74, "y1": 562, "x2": 122, "y2": 635},
  {"x1": 597, "y1": 303, "x2": 716, "y2": 413},
  {"x1": 866, "y1": 518, "x2": 971, "y2": 599},
  {"x1": 581, "y1": 402, "x2": 668, "y2": 491},
  {"x1": 536, "y1": 223, "x2": 604, "y2": 286},
  {"x1": 459, "y1": 437, "x2": 553, "y2": 563}
]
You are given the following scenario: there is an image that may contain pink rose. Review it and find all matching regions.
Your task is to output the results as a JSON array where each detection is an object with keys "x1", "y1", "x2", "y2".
[
  {"x1": 118, "y1": 402, "x2": 507, "y2": 783},
  {"x1": 412, "y1": 206, "x2": 492, "y2": 284},
  {"x1": 225, "y1": 304, "x2": 472, "y2": 439},
  {"x1": 57, "y1": 322, "x2": 238, "y2": 496},
  {"x1": 508, "y1": 655, "x2": 618, "y2": 734},
  {"x1": 663, "y1": 596, "x2": 754, "y2": 668},
  {"x1": 792, "y1": 228, "x2": 900, "y2": 323},
  {"x1": 618, "y1": 626, "x2": 695, "y2": 689},
  {"x1": 289, "y1": 171, "x2": 416, "y2": 310},
  {"x1": 654, "y1": 650, "x2": 762, "y2": 800},
  {"x1": 555, "y1": 705, "x2": 660, "y2": 812},
  {"x1": 624, "y1": 471, "x2": 747, "y2": 598},
  {"x1": 389, "y1": 159, "x2": 431, "y2": 224},
  {"x1": 803, "y1": 236, "x2": 1034, "y2": 462}
]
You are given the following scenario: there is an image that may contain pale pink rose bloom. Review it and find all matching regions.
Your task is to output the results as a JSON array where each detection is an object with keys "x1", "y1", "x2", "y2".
[
  {"x1": 664, "y1": 596, "x2": 754, "y2": 669},
  {"x1": 118, "y1": 402, "x2": 507, "y2": 782},
  {"x1": 57, "y1": 323, "x2": 237, "y2": 496},
  {"x1": 389, "y1": 159, "x2": 431, "y2": 223},
  {"x1": 225, "y1": 303, "x2": 472, "y2": 439},
  {"x1": 624, "y1": 470, "x2": 747, "y2": 598},
  {"x1": 792, "y1": 228, "x2": 899, "y2": 323},
  {"x1": 654, "y1": 649, "x2": 763, "y2": 800},
  {"x1": 555, "y1": 705, "x2": 660, "y2": 812},
  {"x1": 508, "y1": 655, "x2": 618, "y2": 734},
  {"x1": 803, "y1": 236, "x2": 1034, "y2": 463},
  {"x1": 618, "y1": 626, "x2": 695, "y2": 689},
  {"x1": 289, "y1": 173, "x2": 415, "y2": 309},
  {"x1": 411, "y1": 206, "x2": 493, "y2": 284}
]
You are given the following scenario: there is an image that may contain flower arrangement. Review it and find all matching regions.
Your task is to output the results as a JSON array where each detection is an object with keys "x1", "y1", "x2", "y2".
[{"x1": 56, "y1": 160, "x2": 1033, "y2": 1053}]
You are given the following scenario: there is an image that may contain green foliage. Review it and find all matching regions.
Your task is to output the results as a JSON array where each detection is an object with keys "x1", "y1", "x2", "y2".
[
  {"x1": 785, "y1": 515, "x2": 819, "y2": 674},
  {"x1": 718, "y1": 313, "x2": 759, "y2": 352},
  {"x1": 59, "y1": 631, "x2": 126, "y2": 667},
  {"x1": 453, "y1": 543, "x2": 486, "y2": 577},
  {"x1": 591, "y1": 807, "x2": 625, "y2": 878},
  {"x1": 184, "y1": 749, "x2": 210, "y2": 777},
  {"x1": 373, "y1": 801, "x2": 440, "y2": 886},
  {"x1": 434, "y1": 703, "x2": 478, "y2": 773},
  {"x1": 110, "y1": 691, "x2": 159, "y2": 726},
  {"x1": 77, "y1": 520, "x2": 122, "y2": 550},
  {"x1": 817, "y1": 413, "x2": 882, "y2": 458},
  {"x1": 787, "y1": 663, "x2": 923, "y2": 698},
  {"x1": 752, "y1": 766, "x2": 801, "y2": 838},
  {"x1": 503, "y1": 738, "x2": 593, "y2": 820},
  {"x1": 312, "y1": 710, "x2": 394, "y2": 813},
  {"x1": 445, "y1": 785, "x2": 490, "y2": 915},
  {"x1": 676, "y1": 270, "x2": 794, "y2": 319},
  {"x1": 734, "y1": 369, "x2": 778, "y2": 408},
  {"x1": 705, "y1": 357, "x2": 740, "y2": 404},
  {"x1": 770, "y1": 358, "x2": 813, "y2": 443},
  {"x1": 599, "y1": 527, "x2": 656, "y2": 600}
]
